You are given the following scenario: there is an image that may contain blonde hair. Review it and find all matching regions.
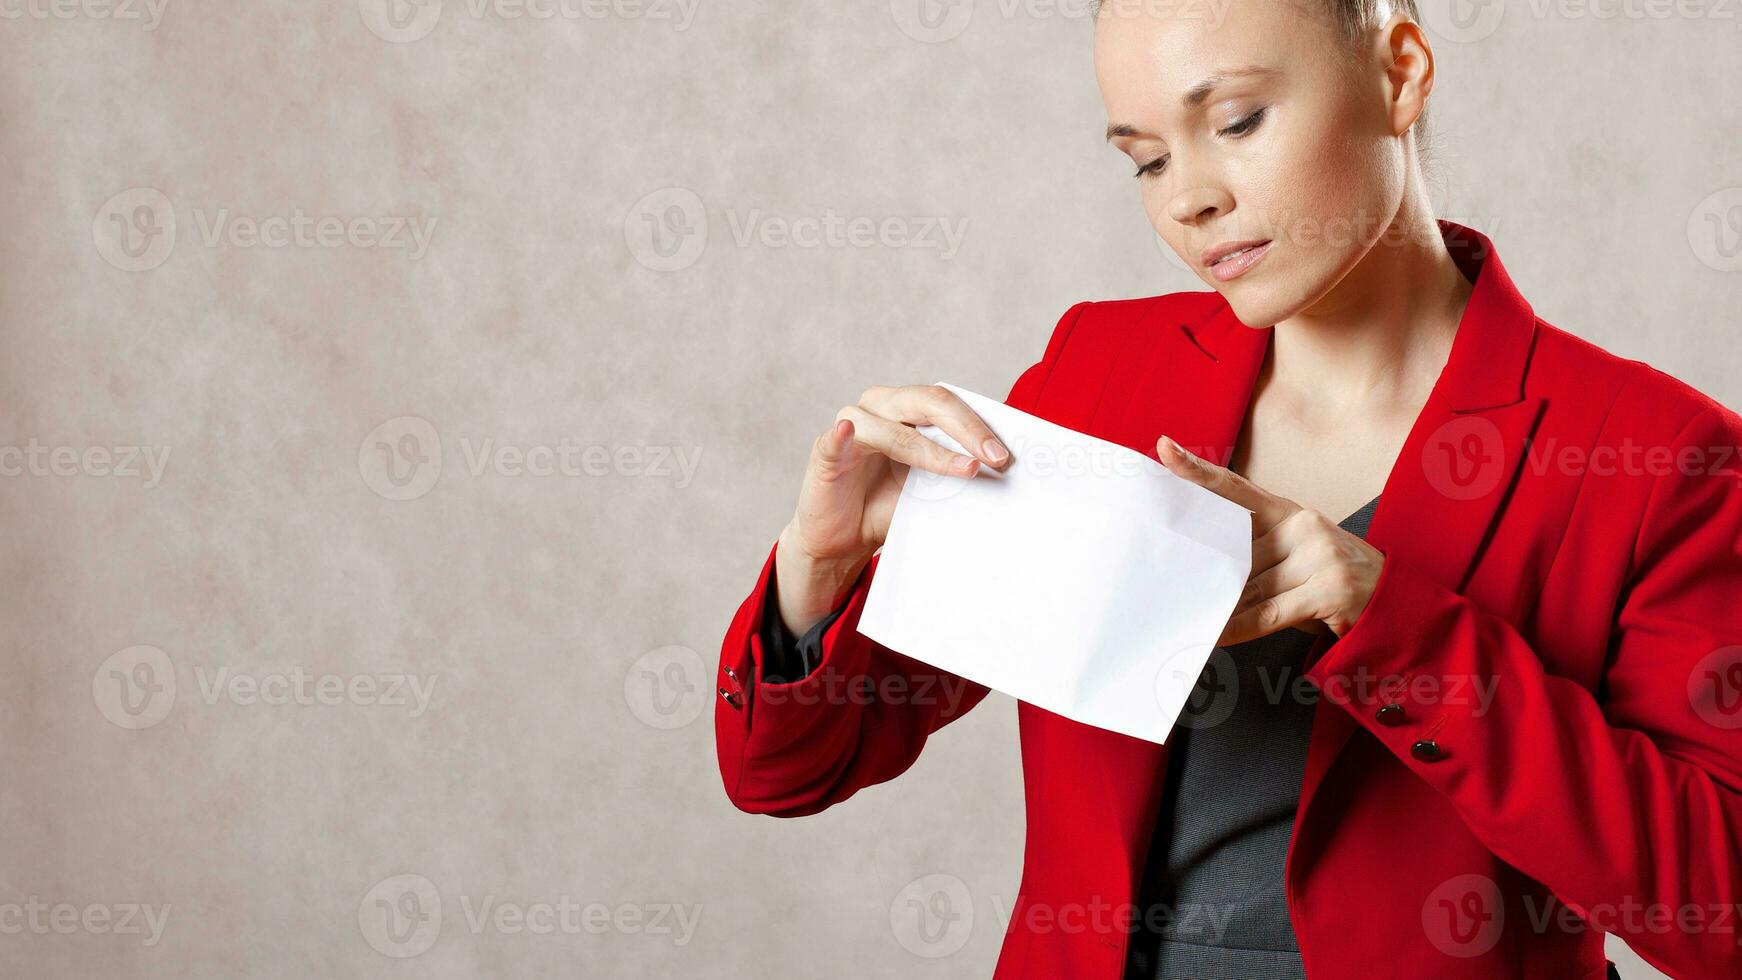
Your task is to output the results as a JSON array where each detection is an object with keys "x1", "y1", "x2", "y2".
[{"x1": 1090, "y1": 0, "x2": 1434, "y2": 170}]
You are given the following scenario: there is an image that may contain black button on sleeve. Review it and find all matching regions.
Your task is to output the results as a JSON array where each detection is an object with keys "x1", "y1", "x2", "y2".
[{"x1": 1410, "y1": 739, "x2": 1446, "y2": 762}]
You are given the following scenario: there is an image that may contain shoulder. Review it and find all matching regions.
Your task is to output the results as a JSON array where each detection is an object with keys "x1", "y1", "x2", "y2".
[
  {"x1": 1071, "y1": 289, "x2": 1226, "y2": 328},
  {"x1": 1039, "y1": 289, "x2": 1222, "y2": 359},
  {"x1": 1529, "y1": 315, "x2": 1742, "y2": 448}
]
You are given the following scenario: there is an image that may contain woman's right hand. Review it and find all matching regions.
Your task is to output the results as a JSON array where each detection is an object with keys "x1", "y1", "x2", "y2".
[{"x1": 773, "y1": 384, "x2": 1013, "y2": 639}]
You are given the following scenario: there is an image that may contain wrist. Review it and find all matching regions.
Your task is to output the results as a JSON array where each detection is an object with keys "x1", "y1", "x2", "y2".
[{"x1": 773, "y1": 522, "x2": 870, "y2": 637}]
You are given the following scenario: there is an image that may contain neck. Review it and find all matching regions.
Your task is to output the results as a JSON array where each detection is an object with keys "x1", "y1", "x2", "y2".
[{"x1": 1267, "y1": 204, "x2": 1474, "y2": 415}]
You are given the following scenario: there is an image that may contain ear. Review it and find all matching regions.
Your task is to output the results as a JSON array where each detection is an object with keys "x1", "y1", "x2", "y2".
[{"x1": 1374, "y1": 12, "x2": 1434, "y2": 141}]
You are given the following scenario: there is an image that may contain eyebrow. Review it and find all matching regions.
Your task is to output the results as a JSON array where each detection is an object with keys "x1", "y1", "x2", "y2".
[{"x1": 1104, "y1": 65, "x2": 1281, "y2": 142}]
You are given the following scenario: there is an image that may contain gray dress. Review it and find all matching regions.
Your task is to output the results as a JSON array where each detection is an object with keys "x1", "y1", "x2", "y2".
[{"x1": 1122, "y1": 493, "x2": 1380, "y2": 980}]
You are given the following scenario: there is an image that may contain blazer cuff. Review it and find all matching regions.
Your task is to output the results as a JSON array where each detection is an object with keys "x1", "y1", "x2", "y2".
[
  {"x1": 759, "y1": 567, "x2": 854, "y2": 684},
  {"x1": 1302, "y1": 550, "x2": 1473, "y2": 743}
]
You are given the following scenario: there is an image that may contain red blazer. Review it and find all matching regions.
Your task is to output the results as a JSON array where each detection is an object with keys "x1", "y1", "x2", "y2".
[{"x1": 714, "y1": 219, "x2": 1742, "y2": 979}]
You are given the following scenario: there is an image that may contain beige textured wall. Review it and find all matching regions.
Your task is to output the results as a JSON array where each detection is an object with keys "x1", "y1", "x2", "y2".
[{"x1": 1, "y1": 1, "x2": 1737, "y2": 977}]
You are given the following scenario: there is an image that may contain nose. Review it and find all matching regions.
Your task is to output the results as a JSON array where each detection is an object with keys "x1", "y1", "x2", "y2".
[{"x1": 1168, "y1": 185, "x2": 1233, "y2": 227}]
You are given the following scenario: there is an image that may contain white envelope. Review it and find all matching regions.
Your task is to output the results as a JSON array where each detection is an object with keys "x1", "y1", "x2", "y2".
[{"x1": 855, "y1": 381, "x2": 1253, "y2": 745}]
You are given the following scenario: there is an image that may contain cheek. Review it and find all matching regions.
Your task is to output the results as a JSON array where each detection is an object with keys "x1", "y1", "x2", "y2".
[{"x1": 1267, "y1": 111, "x2": 1404, "y2": 247}]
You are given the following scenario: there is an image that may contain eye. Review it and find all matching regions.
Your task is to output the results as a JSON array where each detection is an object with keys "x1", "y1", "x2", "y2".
[
  {"x1": 1219, "y1": 106, "x2": 1268, "y2": 138},
  {"x1": 1134, "y1": 155, "x2": 1168, "y2": 179}
]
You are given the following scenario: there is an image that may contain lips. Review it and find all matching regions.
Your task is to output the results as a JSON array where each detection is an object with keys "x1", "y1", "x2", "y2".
[{"x1": 1202, "y1": 238, "x2": 1272, "y2": 268}]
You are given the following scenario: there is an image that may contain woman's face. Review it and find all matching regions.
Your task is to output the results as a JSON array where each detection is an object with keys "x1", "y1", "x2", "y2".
[{"x1": 1095, "y1": 0, "x2": 1412, "y2": 328}]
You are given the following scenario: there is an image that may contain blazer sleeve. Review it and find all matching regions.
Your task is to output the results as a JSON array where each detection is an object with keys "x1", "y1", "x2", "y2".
[
  {"x1": 757, "y1": 573, "x2": 851, "y2": 683},
  {"x1": 1303, "y1": 403, "x2": 1742, "y2": 977},
  {"x1": 714, "y1": 300, "x2": 1092, "y2": 817}
]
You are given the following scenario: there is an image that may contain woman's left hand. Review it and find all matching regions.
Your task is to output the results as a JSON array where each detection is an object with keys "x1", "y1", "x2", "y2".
[{"x1": 1156, "y1": 435, "x2": 1386, "y2": 646}]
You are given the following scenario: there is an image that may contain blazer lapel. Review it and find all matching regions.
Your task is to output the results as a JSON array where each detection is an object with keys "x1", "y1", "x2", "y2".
[
  {"x1": 1082, "y1": 293, "x2": 1270, "y2": 883},
  {"x1": 1102, "y1": 219, "x2": 1546, "y2": 878},
  {"x1": 1291, "y1": 221, "x2": 1545, "y2": 863}
]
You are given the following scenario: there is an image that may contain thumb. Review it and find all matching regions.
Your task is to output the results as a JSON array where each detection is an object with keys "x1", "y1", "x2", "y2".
[
  {"x1": 814, "y1": 418, "x2": 858, "y2": 474},
  {"x1": 1156, "y1": 434, "x2": 1203, "y2": 472}
]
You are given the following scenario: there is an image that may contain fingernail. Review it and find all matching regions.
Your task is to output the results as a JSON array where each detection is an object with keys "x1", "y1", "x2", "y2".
[
  {"x1": 982, "y1": 438, "x2": 1009, "y2": 464},
  {"x1": 956, "y1": 455, "x2": 979, "y2": 474}
]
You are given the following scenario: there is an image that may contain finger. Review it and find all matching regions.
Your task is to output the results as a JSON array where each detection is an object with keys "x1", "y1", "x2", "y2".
[
  {"x1": 1155, "y1": 435, "x2": 1297, "y2": 533},
  {"x1": 1219, "y1": 583, "x2": 1320, "y2": 647},
  {"x1": 861, "y1": 384, "x2": 1012, "y2": 470},
  {"x1": 835, "y1": 404, "x2": 982, "y2": 478},
  {"x1": 1249, "y1": 509, "x2": 1324, "y2": 576},
  {"x1": 1238, "y1": 547, "x2": 1314, "y2": 611},
  {"x1": 811, "y1": 418, "x2": 855, "y2": 475}
]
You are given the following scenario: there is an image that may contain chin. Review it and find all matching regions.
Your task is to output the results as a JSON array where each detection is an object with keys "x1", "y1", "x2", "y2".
[
  {"x1": 1213, "y1": 252, "x2": 1340, "y2": 329},
  {"x1": 1217, "y1": 287, "x2": 1297, "y2": 330}
]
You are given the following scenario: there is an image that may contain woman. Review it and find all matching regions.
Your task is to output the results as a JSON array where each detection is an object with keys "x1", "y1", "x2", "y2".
[{"x1": 714, "y1": 2, "x2": 1742, "y2": 977}]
